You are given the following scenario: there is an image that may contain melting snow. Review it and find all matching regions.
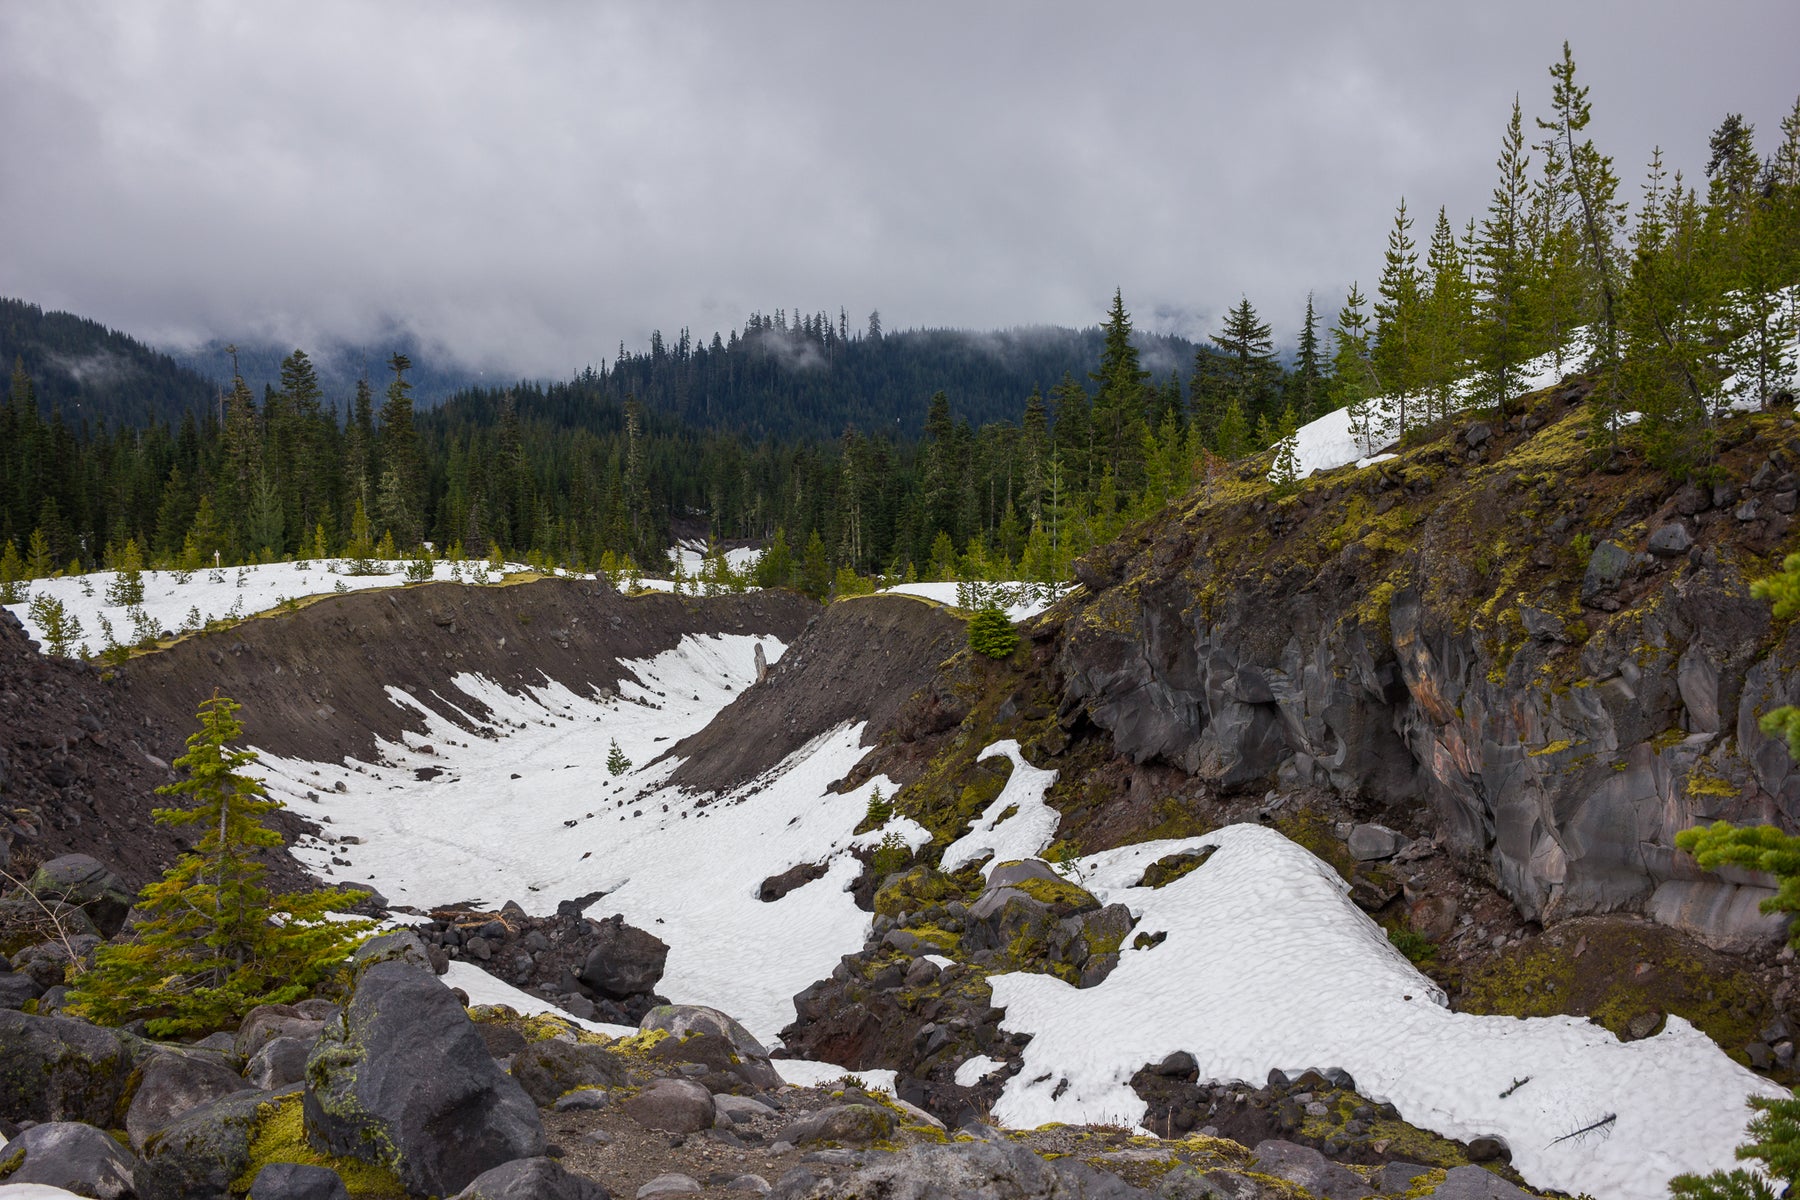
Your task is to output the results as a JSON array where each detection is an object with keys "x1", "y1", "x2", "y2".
[
  {"x1": 988, "y1": 825, "x2": 1779, "y2": 1199},
  {"x1": 939, "y1": 740, "x2": 1061, "y2": 873},
  {"x1": 258, "y1": 633, "x2": 929, "y2": 1043}
]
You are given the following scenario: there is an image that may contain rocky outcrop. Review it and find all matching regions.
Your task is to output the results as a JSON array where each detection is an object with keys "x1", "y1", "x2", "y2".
[
  {"x1": 1053, "y1": 398, "x2": 1800, "y2": 950},
  {"x1": 303, "y1": 960, "x2": 546, "y2": 1196},
  {"x1": 417, "y1": 902, "x2": 670, "y2": 1025}
]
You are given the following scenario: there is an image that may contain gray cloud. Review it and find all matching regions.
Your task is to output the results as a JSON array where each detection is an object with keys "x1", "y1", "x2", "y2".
[{"x1": 1, "y1": 1, "x2": 1795, "y2": 377}]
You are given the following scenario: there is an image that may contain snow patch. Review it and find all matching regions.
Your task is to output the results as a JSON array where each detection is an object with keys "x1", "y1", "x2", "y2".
[
  {"x1": 988, "y1": 824, "x2": 1778, "y2": 1200},
  {"x1": 955, "y1": 1054, "x2": 1006, "y2": 1087},
  {"x1": 939, "y1": 740, "x2": 1060, "y2": 874},
  {"x1": 260, "y1": 633, "x2": 903, "y2": 1042}
]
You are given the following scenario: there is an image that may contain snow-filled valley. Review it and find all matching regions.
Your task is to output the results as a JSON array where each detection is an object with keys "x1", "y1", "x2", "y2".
[{"x1": 227, "y1": 626, "x2": 1778, "y2": 1199}]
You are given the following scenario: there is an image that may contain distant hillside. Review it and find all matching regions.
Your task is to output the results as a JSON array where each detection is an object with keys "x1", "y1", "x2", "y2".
[
  {"x1": 587, "y1": 315, "x2": 1202, "y2": 440},
  {"x1": 169, "y1": 330, "x2": 507, "y2": 411},
  {"x1": 0, "y1": 297, "x2": 217, "y2": 428}
]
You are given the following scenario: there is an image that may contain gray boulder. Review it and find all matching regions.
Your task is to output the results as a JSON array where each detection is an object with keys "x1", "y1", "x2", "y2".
[
  {"x1": 1647, "y1": 522, "x2": 1693, "y2": 556},
  {"x1": 248, "y1": 1161, "x2": 351, "y2": 1200},
  {"x1": 347, "y1": 929, "x2": 434, "y2": 976},
  {"x1": 127, "y1": 1049, "x2": 256, "y2": 1151},
  {"x1": 303, "y1": 960, "x2": 545, "y2": 1197},
  {"x1": 510, "y1": 1038, "x2": 633, "y2": 1107},
  {"x1": 1581, "y1": 539, "x2": 1632, "y2": 600},
  {"x1": 135, "y1": 1085, "x2": 293, "y2": 1200},
  {"x1": 819, "y1": 1137, "x2": 1149, "y2": 1198},
  {"x1": 639, "y1": 1005, "x2": 780, "y2": 1088},
  {"x1": 985, "y1": 859, "x2": 1064, "y2": 890},
  {"x1": 637, "y1": 1174, "x2": 702, "y2": 1198},
  {"x1": 12, "y1": 936, "x2": 101, "y2": 991},
  {"x1": 450, "y1": 1156, "x2": 612, "y2": 1199},
  {"x1": 24, "y1": 855, "x2": 134, "y2": 938},
  {"x1": 1371, "y1": 1162, "x2": 1433, "y2": 1193},
  {"x1": 1347, "y1": 823, "x2": 1407, "y2": 862},
  {"x1": 0, "y1": 970, "x2": 44, "y2": 1009},
  {"x1": 1424, "y1": 1165, "x2": 1532, "y2": 1198},
  {"x1": 0, "y1": 1008, "x2": 137, "y2": 1125},
  {"x1": 1248, "y1": 1140, "x2": 1371, "y2": 1200},
  {"x1": 246, "y1": 1035, "x2": 316, "y2": 1090},
  {"x1": 621, "y1": 1078, "x2": 715, "y2": 1134},
  {"x1": 578, "y1": 915, "x2": 668, "y2": 999},
  {"x1": 235, "y1": 1004, "x2": 325, "y2": 1060},
  {"x1": 780, "y1": 1103, "x2": 896, "y2": 1147},
  {"x1": 0, "y1": 1119, "x2": 137, "y2": 1199}
]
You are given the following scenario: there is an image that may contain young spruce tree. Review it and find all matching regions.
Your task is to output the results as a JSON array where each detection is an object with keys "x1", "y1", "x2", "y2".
[{"x1": 68, "y1": 693, "x2": 371, "y2": 1036}]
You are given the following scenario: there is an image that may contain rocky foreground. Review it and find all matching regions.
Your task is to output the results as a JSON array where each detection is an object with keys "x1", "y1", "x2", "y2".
[{"x1": 0, "y1": 858, "x2": 1555, "y2": 1200}]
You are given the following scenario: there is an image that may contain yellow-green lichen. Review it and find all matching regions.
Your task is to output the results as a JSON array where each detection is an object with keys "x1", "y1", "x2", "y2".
[{"x1": 233, "y1": 1091, "x2": 406, "y2": 1199}]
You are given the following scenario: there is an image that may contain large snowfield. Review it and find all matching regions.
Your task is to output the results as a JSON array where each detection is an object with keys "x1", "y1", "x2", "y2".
[{"x1": 251, "y1": 650, "x2": 1777, "y2": 1199}]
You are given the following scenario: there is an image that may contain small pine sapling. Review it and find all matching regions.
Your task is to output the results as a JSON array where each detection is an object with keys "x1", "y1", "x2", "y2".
[
  {"x1": 870, "y1": 831, "x2": 910, "y2": 878},
  {"x1": 864, "y1": 785, "x2": 893, "y2": 828},
  {"x1": 606, "y1": 739, "x2": 631, "y2": 776},
  {"x1": 66, "y1": 693, "x2": 373, "y2": 1035},
  {"x1": 27, "y1": 594, "x2": 85, "y2": 658},
  {"x1": 0, "y1": 539, "x2": 29, "y2": 603},
  {"x1": 968, "y1": 605, "x2": 1019, "y2": 660},
  {"x1": 104, "y1": 538, "x2": 147, "y2": 606}
]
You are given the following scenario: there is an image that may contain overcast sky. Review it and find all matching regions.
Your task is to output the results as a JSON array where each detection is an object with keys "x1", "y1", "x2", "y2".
[{"x1": 2, "y1": 2, "x2": 1796, "y2": 377}]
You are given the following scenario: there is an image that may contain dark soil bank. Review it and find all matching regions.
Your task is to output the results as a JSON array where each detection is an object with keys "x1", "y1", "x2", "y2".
[
  {"x1": 117, "y1": 580, "x2": 816, "y2": 763},
  {"x1": 666, "y1": 593, "x2": 966, "y2": 795}
]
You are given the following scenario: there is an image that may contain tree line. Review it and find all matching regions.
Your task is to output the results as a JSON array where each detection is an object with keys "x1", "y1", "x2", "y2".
[{"x1": 3, "y1": 44, "x2": 1796, "y2": 592}]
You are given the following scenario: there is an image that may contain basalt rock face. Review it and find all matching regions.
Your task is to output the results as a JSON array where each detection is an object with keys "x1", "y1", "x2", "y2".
[{"x1": 1053, "y1": 392, "x2": 1800, "y2": 950}]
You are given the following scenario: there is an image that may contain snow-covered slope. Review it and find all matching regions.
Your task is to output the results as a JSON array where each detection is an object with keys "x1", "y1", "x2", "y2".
[
  {"x1": 987, "y1": 826, "x2": 1780, "y2": 1199},
  {"x1": 2, "y1": 558, "x2": 541, "y2": 657},
  {"x1": 257, "y1": 633, "x2": 929, "y2": 1043}
]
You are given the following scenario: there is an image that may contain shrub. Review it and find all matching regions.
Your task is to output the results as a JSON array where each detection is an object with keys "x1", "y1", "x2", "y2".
[
  {"x1": 871, "y1": 831, "x2": 910, "y2": 878},
  {"x1": 26, "y1": 594, "x2": 85, "y2": 657},
  {"x1": 606, "y1": 739, "x2": 631, "y2": 776},
  {"x1": 968, "y1": 605, "x2": 1018, "y2": 660}
]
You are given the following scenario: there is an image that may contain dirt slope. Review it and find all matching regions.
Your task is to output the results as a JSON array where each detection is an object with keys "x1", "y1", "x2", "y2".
[
  {"x1": 0, "y1": 608, "x2": 315, "y2": 890},
  {"x1": 664, "y1": 593, "x2": 966, "y2": 795},
  {"x1": 117, "y1": 580, "x2": 816, "y2": 764}
]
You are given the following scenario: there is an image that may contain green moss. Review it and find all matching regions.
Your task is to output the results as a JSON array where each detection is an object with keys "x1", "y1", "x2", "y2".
[
  {"x1": 1685, "y1": 766, "x2": 1740, "y2": 798},
  {"x1": 1136, "y1": 847, "x2": 1214, "y2": 888},
  {"x1": 1460, "y1": 921, "x2": 1770, "y2": 1059},
  {"x1": 1403, "y1": 1168, "x2": 1451, "y2": 1198},
  {"x1": 0, "y1": 1147, "x2": 24, "y2": 1180},
  {"x1": 1526, "y1": 738, "x2": 1576, "y2": 758},
  {"x1": 234, "y1": 1091, "x2": 406, "y2": 1198},
  {"x1": 874, "y1": 865, "x2": 979, "y2": 918},
  {"x1": 1010, "y1": 875, "x2": 1099, "y2": 911}
]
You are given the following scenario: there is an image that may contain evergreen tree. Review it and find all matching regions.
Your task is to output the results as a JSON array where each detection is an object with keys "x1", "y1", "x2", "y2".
[
  {"x1": 606, "y1": 739, "x2": 631, "y2": 776},
  {"x1": 378, "y1": 354, "x2": 423, "y2": 547},
  {"x1": 753, "y1": 527, "x2": 794, "y2": 589},
  {"x1": 967, "y1": 605, "x2": 1018, "y2": 660},
  {"x1": 0, "y1": 539, "x2": 25, "y2": 603},
  {"x1": 67, "y1": 694, "x2": 372, "y2": 1036},
  {"x1": 104, "y1": 537, "x2": 146, "y2": 606},
  {"x1": 800, "y1": 528, "x2": 830, "y2": 598},
  {"x1": 1289, "y1": 293, "x2": 1325, "y2": 423},
  {"x1": 1374, "y1": 198, "x2": 1425, "y2": 437},
  {"x1": 1538, "y1": 42, "x2": 1626, "y2": 435},
  {"x1": 1622, "y1": 149, "x2": 1721, "y2": 477},
  {"x1": 1330, "y1": 283, "x2": 1383, "y2": 455},
  {"x1": 1268, "y1": 407, "x2": 1302, "y2": 497},
  {"x1": 1209, "y1": 297, "x2": 1279, "y2": 436},
  {"x1": 1090, "y1": 289, "x2": 1150, "y2": 479},
  {"x1": 1477, "y1": 98, "x2": 1534, "y2": 410},
  {"x1": 1421, "y1": 206, "x2": 1475, "y2": 422}
]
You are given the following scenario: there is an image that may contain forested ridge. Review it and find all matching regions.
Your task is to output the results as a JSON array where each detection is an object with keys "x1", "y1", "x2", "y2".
[{"x1": 2, "y1": 48, "x2": 1798, "y2": 597}]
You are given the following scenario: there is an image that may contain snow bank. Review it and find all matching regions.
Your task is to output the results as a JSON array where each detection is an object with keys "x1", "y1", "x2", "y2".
[
  {"x1": 444, "y1": 960, "x2": 637, "y2": 1038},
  {"x1": 1282, "y1": 302, "x2": 1799, "y2": 484},
  {"x1": 259, "y1": 632, "x2": 928, "y2": 1042},
  {"x1": 2, "y1": 558, "x2": 541, "y2": 658},
  {"x1": 878, "y1": 581, "x2": 1056, "y2": 621},
  {"x1": 988, "y1": 824, "x2": 1780, "y2": 1199},
  {"x1": 939, "y1": 740, "x2": 1060, "y2": 873}
]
